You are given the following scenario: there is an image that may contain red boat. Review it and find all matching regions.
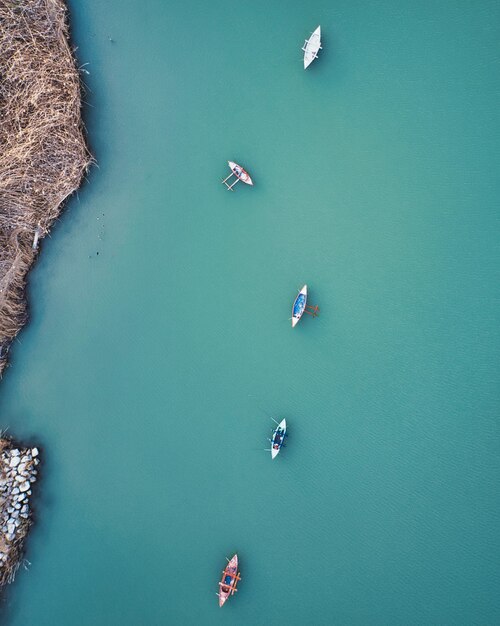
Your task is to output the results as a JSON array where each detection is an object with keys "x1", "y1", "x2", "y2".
[{"x1": 217, "y1": 553, "x2": 241, "y2": 607}]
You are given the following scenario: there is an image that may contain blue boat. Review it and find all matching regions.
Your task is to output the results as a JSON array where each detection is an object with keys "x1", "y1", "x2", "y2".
[{"x1": 292, "y1": 285, "x2": 307, "y2": 327}]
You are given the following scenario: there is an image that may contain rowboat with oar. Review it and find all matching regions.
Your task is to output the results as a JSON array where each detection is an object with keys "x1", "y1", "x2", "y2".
[
  {"x1": 292, "y1": 285, "x2": 307, "y2": 327},
  {"x1": 271, "y1": 418, "x2": 287, "y2": 459},
  {"x1": 217, "y1": 554, "x2": 241, "y2": 607},
  {"x1": 302, "y1": 26, "x2": 322, "y2": 69},
  {"x1": 222, "y1": 161, "x2": 254, "y2": 191}
]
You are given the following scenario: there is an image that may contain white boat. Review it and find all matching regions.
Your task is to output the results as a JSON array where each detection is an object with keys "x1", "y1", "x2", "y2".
[
  {"x1": 271, "y1": 419, "x2": 287, "y2": 459},
  {"x1": 292, "y1": 285, "x2": 307, "y2": 327},
  {"x1": 302, "y1": 26, "x2": 322, "y2": 69},
  {"x1": 222, "y1": 161, "x2": 253, "y2": 190}
]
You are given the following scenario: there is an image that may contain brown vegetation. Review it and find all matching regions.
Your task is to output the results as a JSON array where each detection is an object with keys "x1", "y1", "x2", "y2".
[{"x1": 0, "y1": 0, "x2": 91, "y2": 375}]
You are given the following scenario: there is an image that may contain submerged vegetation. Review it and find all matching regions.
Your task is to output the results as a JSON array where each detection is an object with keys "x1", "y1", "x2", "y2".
[{"x1": 0, "y1": 0, "x2": 91, "y2": 376}]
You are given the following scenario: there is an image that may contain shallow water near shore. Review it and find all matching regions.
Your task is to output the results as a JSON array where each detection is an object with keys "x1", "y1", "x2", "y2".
[{"x1": 1, "y1": 0, "x2": 499, "y2": 624}]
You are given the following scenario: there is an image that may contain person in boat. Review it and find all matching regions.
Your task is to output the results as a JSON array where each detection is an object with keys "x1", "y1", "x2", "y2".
[
  {"x1": 233, "y1": 166, "x2": 242, "y2": 177},
  {"x1": 221, "y1": 573, "x2": 233, "y2": 593}
]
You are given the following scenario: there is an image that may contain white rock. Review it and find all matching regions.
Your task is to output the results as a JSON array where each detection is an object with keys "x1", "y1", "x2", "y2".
[
  {"x1": 11, "y1": 449, "x2": 20, "y2": 457},
  {"x1": 7, "y1": 507, "x2": 14, "y2": 514},
  {"x1": 7, "y1": 523, "x2": 15, "y2": 535},
  {"x1": 9, "y1": 456, "x2": 20, "y2": 468},
  {"x1": 31, "y1": 448, "x2": 39, "y2": 457},
  {"x1": 12, "y1": 487, "x2": 19, "y2": 495},
  {"x1": 15, "y1": 475, "x2": 25, "y2": 483},
  {"x1": 20, "y1": 505, "x2": 28, "y2": 513},
  {"x1": 20, "y1": 513, "x2": 29, "y2": 519},
  {"x1": 14, "y1": 519, "x2": 20, "y2": 528},
  {"x1": 19, "y1": 481, "x2": 30, "y2": 493}
]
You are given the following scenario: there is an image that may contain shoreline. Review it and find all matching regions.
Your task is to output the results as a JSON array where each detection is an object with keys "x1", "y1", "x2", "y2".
[
  {"x1": 0, "y1": 0, "x2": 90, "y2": 588},
  {"x1": 0, "y1": 0, "x2": 91, "y2": 377}
]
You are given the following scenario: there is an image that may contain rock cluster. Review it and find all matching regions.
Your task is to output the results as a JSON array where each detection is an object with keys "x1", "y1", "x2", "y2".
[{"x1": 0, "y1": 440, "x2": 40, "y2": 585}]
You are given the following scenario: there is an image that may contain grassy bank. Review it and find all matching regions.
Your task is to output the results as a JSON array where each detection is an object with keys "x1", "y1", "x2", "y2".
[{"x1": 0, "y1": 0, "x2": 91, "y2": 376}]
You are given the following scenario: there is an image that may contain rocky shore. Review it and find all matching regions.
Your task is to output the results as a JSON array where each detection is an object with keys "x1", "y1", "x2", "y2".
[{"x1": 0, "y1": 438, "x2": 40, "y2": 586}]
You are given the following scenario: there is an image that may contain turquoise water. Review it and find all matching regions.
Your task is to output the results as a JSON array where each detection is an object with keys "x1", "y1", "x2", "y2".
[{"x1": 1, "y1": 0, "x2": 499, "y2": 623}]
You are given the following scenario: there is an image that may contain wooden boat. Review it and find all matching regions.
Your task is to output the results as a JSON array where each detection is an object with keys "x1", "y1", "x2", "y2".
[
  {"x1": 271, "y1": 418, "x2": 287, "y2": 459},
  {"x1": 292, "y1": 284, "x2": 307, "y2": 327},
  {"x1": 302, "y1": 26, "x2": 322, "y2": 69},
  {"x1": 217, "y1": 554, "x2": 241, "y2": 607},
  {"x1": 222, "y1": 161, "x2": 254, "y2": 191}
]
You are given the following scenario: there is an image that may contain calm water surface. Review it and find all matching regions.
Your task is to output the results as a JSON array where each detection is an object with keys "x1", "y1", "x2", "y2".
[{"x1": 1, "y1": 0, "x2": 499, "y2": 624}]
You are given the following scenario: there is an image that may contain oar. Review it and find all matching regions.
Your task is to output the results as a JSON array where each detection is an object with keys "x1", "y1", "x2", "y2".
[{"x1": 255, "y1": 405, "x2": 273, "y2": 419}]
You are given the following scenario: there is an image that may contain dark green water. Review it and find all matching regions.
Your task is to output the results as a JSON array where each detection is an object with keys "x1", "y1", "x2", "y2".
[{"x1": 1, "y1": 1, "x2": 499, "y2": 624}]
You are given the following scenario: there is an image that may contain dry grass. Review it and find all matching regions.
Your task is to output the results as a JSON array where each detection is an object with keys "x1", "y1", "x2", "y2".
[{"x1": 0, "y1": 0, "x2": 91, "y2": 375}]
